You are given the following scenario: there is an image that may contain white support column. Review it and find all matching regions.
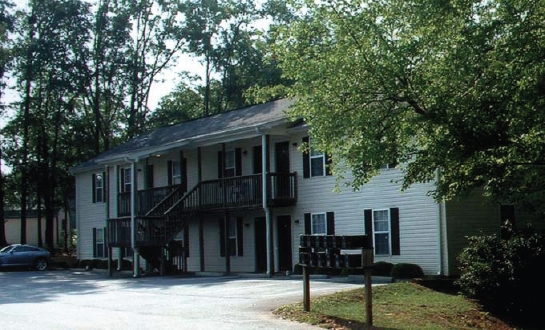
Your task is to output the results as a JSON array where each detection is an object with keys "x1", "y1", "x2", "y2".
[
  {"x1": 262, "y1": 133, "x2": 274, "y2": 277},
  {"x1": 130, "y1": 160, "x2": 141, "y2": 277}
]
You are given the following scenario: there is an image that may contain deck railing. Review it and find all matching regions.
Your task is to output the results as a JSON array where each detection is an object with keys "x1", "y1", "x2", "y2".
[{"x1": 109, "y1": 172, "x2": 297, "y2": 247}]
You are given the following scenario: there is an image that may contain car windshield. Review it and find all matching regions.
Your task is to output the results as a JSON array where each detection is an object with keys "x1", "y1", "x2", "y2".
[{"x1": 0, "y1": 245, "x2": 14, "y2": 253}]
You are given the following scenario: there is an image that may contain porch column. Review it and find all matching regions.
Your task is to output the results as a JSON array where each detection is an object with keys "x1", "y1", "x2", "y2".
[
  {"x1": 198, "y1": 147, "x2": 205, "y2": 272},
  {"x1": 105, "y1": 165, "x2": 113, "y2": 277},
  {"x1": 129, "y1": 160, "x2": 141, "y2": 278},
  {"x1": 261, "y1": 133, "x2": 274, "y2": 277}
]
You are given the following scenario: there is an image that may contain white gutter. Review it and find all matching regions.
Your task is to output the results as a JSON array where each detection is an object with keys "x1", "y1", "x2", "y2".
[
  {"x1": 123, "y1": 157, "x2": 140, "y2": 278},
  {"x1": 261, "y1": 132, "x2": 273, "y2": 277}
]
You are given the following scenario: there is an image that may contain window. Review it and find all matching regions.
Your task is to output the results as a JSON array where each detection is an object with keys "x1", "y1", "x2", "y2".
[
  {"x1": 364, "y1": 208, "x2": 400, "y2": 256},
  {"x1": 311, "y1": 213, "x2": 326, "y2": 235},
  {"x1": 171, "y1": 160, "x2": 181, "y2": 185},
  {"x1": 93, "y1": 228, "x2": 107, "y2": 258},
  {"x1": 92, "y1": 173, "x2": 105, "y2": 203},
  {"x1": 310, "y1": 139, "x2": 325, "y2": 177},
  {"x1": 120, "y1": 167, "x2": 131, "y2": 192},
  {"x1": 373, "y1": 210, "x2": 391, "y2": 255},
  {"x1": 218, "y1": 149, "x2": 241, "y2": 178},
  {"x1": 302, "y1": 137, "x2": 331, "y2": 178},
  {"x1": 304, "y1": 212, "x2": 335, "y2": 235},
  {"x1": 224, "y1": 150, "x2": 236, "y2": 177},
  {"x1": 219, "y1": 217, "x2": 243, "y2": 257}
]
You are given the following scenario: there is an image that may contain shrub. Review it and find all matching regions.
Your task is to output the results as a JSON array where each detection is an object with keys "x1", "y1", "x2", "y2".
[
  {"x1": 456, "y1": 222, "x2": 545, "y2": 325},
  {"x1": 372, "y1": 261, "x2": 394, "y2": 276},
  {"x1": 390, "y1": 263, "x2": 424, "y2": 279}
]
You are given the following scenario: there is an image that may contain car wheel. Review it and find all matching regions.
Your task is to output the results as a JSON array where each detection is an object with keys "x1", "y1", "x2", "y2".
[{"x1": 35, "y1": 258, "x2": 48, "y2": 271}]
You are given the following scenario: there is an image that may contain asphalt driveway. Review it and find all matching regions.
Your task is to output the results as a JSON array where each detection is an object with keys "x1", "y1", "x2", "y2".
[{"x1": 0, "y1": 270, "x2": 364, "y2": 330}]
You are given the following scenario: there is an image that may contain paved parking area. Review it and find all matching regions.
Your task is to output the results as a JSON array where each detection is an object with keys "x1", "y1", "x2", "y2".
[{"x1": 0, "y1": 270, "x2": 364, "y2": 330}]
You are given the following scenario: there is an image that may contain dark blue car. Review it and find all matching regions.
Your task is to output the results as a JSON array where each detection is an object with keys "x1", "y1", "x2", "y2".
[{"x1": 0, "y1": 244, "x2": 51, "y2": 271}]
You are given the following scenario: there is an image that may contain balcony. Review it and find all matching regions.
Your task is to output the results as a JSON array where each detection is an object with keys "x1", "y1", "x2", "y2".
[
  {"x1": 116, "y1": 172, "x2": 297, "y2": 217},
  {"x1": 109, "y1": 173, "x2": 297, "y2": 247}
]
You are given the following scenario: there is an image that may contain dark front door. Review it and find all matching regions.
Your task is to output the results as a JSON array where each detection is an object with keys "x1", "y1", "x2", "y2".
[
  {"x1": 277, "y1": 215, "x2": 292, "y2": 272},
  {"x1": 255, "y1": 217, "x2": 267, "y2": 273},
  {"x1": 275, "y1": 142, "x2": 290, "y2": 198}
]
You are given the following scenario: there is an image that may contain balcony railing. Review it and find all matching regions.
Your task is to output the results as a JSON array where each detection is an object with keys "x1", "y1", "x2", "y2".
[
  {"x1": 118, "y1": 185, "x2": 182, "y2": 217},
  {"x1": 109, "y1": 173, "x2": 297, "y2": 247}
]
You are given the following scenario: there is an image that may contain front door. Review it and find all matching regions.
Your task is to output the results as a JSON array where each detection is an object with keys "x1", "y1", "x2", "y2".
[
  {"x1": 274, "y1": 142, "x2": 290, "y2": 198},
  {"x1": 255, "y1": 217, "x2": 267, "y2": 273},
  {"x1": 277, "y1": 215, "x2": 292, "y2": 272}
]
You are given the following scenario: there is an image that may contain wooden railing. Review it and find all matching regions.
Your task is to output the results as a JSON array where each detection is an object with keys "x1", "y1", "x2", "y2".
[
  {"x1": 117, "y1": 185, "x2": 182, "y2": 217},
  {"x1": 109, "y1": 172, "x2": 297, "y2": 247}
]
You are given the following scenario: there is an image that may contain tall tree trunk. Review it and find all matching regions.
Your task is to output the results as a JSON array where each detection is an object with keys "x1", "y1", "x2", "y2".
[{"x1": 0, "y1": 129, "x2": 7, "y2": 246}]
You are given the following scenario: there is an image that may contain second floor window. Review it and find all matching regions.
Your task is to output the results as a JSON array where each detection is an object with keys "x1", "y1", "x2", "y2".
[
  {"x1": 224, "y1": 150, "x2": 236, "y2": 177},
  {"x1": 120, "y1": 167, "x2": 131, "y2": 192},
  {"x1": 92, "y1": 173, "x2": 104, "y2": 203},
  {"x1": 310, "y1": 146, "x2": 326, "y2": 177},
  {"x1": 171, "y1": 160, "x2": 181, "y2": 185},
  {"x1": 302, "y1": 136, "x2": 331, "y2": 178}
]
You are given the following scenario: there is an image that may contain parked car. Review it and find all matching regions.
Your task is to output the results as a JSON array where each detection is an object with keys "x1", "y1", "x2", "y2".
[{"x1": 0, "y1": 244, "x2": 51, "y2": 271}]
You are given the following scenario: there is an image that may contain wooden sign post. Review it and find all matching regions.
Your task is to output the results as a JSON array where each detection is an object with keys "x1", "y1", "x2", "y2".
[{"x1": 299, "y1": 235, "x2": 374, "y2": 327}]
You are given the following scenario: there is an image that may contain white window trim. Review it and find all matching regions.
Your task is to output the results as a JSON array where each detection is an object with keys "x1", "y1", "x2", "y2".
[
  {"x1": 309, "y1": 138, "x2": 326, "y2": 177},
  {"x1": 225, "y1": 150, "x2": 236, "y2": 177},
  {"x1": 121, "y1": 167, "x2": 132, "y2": 193},
  {"x1": 94, "y1": 227, "x2": 105, "y2": 258},
  {"x1": 94, "y1": 173, "x2": 104, "y2": 203},
  {"x1": 311, "y1": 212, "x2": 327, "y2": 235},
  {"x1": 171, "y1": 160, "x2": 181, "y2": 185},
  {"x1": 372, "y1": 208, "x2": 392, "y2": 256}
]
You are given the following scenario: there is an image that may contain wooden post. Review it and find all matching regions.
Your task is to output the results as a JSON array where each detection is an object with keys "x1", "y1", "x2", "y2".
[
  {"x1": 303, "y1": 266, "x2": 310, "y2": 312},
  {"x1": 364, "y1": 268, "x2": 373, "y2": 327}
]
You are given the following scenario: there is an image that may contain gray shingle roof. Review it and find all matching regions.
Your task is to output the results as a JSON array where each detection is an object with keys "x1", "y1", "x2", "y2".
[{"x1": 72, "y1": 98, "x2": 296, "y2": 174}]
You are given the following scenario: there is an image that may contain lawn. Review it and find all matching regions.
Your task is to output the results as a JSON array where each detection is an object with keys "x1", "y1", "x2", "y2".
[{"x1": 273, "y1": 282, "x2": 516, "y2": 330}]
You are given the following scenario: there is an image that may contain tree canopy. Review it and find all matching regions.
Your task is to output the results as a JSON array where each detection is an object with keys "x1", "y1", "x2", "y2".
[{"x1": 266, "y1": 0, "x2": 545, "y2": 213}]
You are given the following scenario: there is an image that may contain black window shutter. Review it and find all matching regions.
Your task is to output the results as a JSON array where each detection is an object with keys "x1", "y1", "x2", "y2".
[
  {"x1": 326, "y1": 212, "x2": 335, "y2": 235},
  {"x1": 219, "y1": 218, "x2": 225, "y2": 257},
  {"x1": 304, "y1": 213, "x2": 311, "y2": 234},
  {"x1": 217, "y1": 151, "x2": 223, "y2": 178},
  {"x1": 92, "y1": 174, "x2": 96, "y2": 203},
  {"x1": 235, "y1": 148, "x2": 242, "y2": 176},
  {"x1": 364, "y1": 209, "x2": 373, "y2": 248},
  {"x1": 302, "y1": 137, "x2": 310, "y2": 178},
  {"x1": 92, "y1": 228, "x2": 97, "y2": 258},
  {"x1": 182, "y1": 158, "x2": 188, "y2": 192},
  {"x1": 390, "y1": 208, "x2": 400, "y2": 255},
  {"x1": 167, "y1": 161, "x2": 173, "y2": 186},
  {"x1": 237, "y1": 217, "x2": 243, "y2": 256}
]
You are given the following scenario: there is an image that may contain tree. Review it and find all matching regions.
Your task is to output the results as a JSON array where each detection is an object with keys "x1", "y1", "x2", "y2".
[
  {"x1": 0, "y1": 0, "x2": 16, "y2": 246},
  {"x1": 268, "y1": 0, "x2": 545, "y2": 213},
  {"x1": 6, "y1": 0, "x2": 91, "y2": 249},
  {"x1": 121, "y1": 0, "x2": 188, "y2": 138}
]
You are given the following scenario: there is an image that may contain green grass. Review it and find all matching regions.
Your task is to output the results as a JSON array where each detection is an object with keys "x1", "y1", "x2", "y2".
[{"x1": 273, "y1": 282, "x2": 513, "y2": 330}]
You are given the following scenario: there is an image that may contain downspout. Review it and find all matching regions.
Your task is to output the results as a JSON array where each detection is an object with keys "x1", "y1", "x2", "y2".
[
  {"x1": 436, "y1": 168, "x2": 445, "y2": 276},
  {"x1": 125, "y1": 157, "x2": 140, "y2": 278},
  {"x1": 105, "y1": 165, "x2": 113, "y2": 277},
  {"x1": 261, "y1": 132, "x2": 273, "y2": 277}
]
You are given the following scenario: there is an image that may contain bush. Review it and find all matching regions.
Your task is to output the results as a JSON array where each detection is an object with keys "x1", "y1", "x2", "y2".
[
  {"x1": 456, "y1": 222, "x2": 545, "y2": 325},
  {"x1": 390, "y1": 263, "x2": 424, "y2": 279},
  {"x1": 372, "y1": 261, "x2": 394, "y2": 276}
]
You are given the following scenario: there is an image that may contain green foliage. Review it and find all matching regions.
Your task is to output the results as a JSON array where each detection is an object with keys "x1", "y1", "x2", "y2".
[
  {"x1": 390, "y1": 263, "x2": 424, "y2": 279},
  {"x1": 372, "y1": 261, "x2": 394, "y2": 276},
  {"x1": 269, "y1": 0, "x2": 545, "y2": 211},
  {"x1": 456, "y1": 222, "x2": 545, "y2": 325}
]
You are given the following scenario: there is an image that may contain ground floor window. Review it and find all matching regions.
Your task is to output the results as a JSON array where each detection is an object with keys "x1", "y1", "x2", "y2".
[{"x1": 93, "y1": 227, "x2": 107, "y2": 258}]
